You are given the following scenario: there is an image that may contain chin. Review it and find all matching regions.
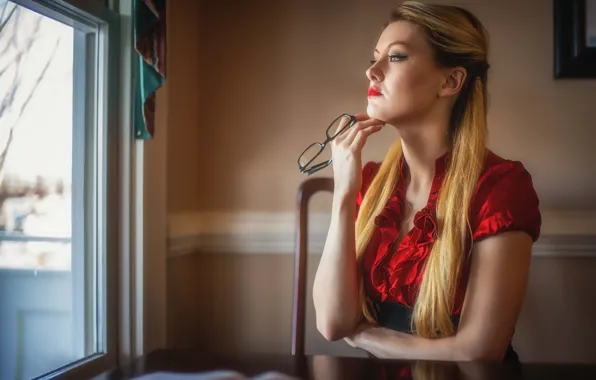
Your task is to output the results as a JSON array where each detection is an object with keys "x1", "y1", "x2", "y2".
[
  {"x1": 366, "y1": 103, "x2": 392, "y2": 124},
  {"x1": 366, "y1": 103, "x2": 382, "y2": 119}
]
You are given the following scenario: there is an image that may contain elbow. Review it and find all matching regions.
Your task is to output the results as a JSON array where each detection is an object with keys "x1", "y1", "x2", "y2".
[
  {"x1": 316, "y1": 318, "x2": 356, "y2": 342},
  {"x1": 452, "y1": 332, "x2": 509, "y2": 362},
  {"x1": 317, "y1": 324, "x2": 343, "y2": 342}
]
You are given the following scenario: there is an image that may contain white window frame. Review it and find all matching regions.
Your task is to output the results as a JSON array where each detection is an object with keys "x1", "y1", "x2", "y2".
[
  {"x1": 107, "y1": 0, "x2": 166, "y2": 362},
  {"x1": 109, "y1": 0, "x2": 148, "y2": 366},
  {"x1": 2, "y1": 0, "x2": 148, "y2": 378}
]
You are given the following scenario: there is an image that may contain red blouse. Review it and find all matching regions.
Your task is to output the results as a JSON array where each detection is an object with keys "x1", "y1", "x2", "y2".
[{"x1": 357, "y1": 150, "x2": 541, "y2": 315}]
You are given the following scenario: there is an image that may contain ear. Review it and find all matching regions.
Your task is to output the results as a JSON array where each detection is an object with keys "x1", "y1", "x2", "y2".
[{"x1": 437, "y1": 67, "x2": 467, "y2": 98}]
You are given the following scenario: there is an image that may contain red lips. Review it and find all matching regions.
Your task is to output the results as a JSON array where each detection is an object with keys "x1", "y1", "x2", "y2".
[{"x1": 368, "y1": 87, "x2": 382, "y2": 97}]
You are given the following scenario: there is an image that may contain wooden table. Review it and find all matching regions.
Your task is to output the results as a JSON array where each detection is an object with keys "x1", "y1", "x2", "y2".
[{"x1": 93, "y1": 349, "x2": 596, "y2": 379}]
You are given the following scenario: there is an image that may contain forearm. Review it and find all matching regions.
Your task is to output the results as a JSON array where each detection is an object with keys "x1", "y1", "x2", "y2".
[
  {"x1": 312, "y1": 192, "x2": 360, "y2": 340},
  {"x1": 353, "y1": 327, "x2": 471, "y2": 361}
]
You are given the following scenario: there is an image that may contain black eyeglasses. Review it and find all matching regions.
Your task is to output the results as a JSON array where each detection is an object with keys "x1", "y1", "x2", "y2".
[{"x1": 298, "y1": 113, "x2": 357, "y2": 176}]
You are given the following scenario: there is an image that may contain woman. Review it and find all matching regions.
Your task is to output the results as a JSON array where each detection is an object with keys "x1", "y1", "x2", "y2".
[{"x1": 312, "y1": 1, "x2": 541, "y2": 363}]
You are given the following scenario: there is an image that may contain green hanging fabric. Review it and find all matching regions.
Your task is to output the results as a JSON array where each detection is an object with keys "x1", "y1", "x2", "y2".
[{"x1": 134, "y1": 0, "x2": 166, "y2": 140}]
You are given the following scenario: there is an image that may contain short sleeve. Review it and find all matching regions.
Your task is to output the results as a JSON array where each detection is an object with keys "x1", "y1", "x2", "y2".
[
  {"x1": 472, "y1": 162, "x2": 541, "y2": 242},
  {"x1": 356, "y1": 161, "x2": 380, "y2": 218}
]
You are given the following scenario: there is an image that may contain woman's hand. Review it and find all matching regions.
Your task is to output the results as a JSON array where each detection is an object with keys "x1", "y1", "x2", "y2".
[
  {"x1": 344, "y1": 320, "x2": 378, "y2": 349},
  {"x1": 344, "y1": 323, "x2": 415, "y2": 359},
  {"x1": 331, "y1": 113, "x2": 384, "y2": 198}
]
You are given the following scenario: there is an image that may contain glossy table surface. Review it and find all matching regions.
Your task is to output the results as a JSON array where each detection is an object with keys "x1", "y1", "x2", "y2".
[{"x1": 93, "y1": 349, "x2": 596, "y2": 380}]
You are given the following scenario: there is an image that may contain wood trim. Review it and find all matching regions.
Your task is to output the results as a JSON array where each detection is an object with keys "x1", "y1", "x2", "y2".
[{"x1": 167, "y1": 211, "x2": 596, "y2": 257}]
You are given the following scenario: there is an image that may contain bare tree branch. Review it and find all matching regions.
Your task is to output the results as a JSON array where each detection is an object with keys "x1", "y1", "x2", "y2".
[
  {"x1": 0, "y1": 49, "x2": 25, "y2": 76},
  {"x1": 0, "y1": 38, "x2": 61, "y2": 172},
  {"x1": 0, "y1": 2, "x2": 18, "y2": 34},
  {"x1": 0, "y1": 54, "x2": 21, "y2": 118},
  {"x1": 0, "y1": 4, "x2": 19, "y2": 61},
  {"x1": 1, "y1": 3, "x2": 21, "y2": 55},
  {"x1": 14, "y1": 39, "x2": 60, "y2": 122},
  {"x1": 0, "y1": 9, "x2": 61, "y2": 185},
  {"x1": 0, "y1": 13, "x2": 43, "y2": 118}
]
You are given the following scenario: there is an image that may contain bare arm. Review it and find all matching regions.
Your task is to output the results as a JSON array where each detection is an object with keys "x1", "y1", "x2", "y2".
[
  {"x1": 345, "y1": 231, "x2": 533, "y2": 360},
  {"x1": 312, "y1": 114, "x2": 384, "y2": 341},
  {"x1": 312, "y1": 192, "x2": 360, "y2": 341}
]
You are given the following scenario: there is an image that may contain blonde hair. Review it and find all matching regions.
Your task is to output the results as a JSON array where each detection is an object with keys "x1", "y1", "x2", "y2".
[{"x1": 356, "y1": 1, "x2": 490, "y2": 338}]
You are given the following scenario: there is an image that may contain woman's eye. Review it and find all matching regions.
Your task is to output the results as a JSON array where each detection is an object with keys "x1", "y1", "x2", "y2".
[
  {"x1": 369, "y1": 54, "x2": 407, "y2": 65},
  {"x1": 389, "y1": 54, "x2": 408, "y2": 62}
]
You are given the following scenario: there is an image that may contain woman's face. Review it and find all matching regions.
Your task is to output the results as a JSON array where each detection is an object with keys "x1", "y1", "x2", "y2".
[{"x1": 366, "y1": 21, "x2": 448, "y2": 126}]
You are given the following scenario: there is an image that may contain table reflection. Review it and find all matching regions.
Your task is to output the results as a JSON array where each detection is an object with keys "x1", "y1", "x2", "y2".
[{"x1": 309, "y1": 355, "x2": 521, "y2": 380}]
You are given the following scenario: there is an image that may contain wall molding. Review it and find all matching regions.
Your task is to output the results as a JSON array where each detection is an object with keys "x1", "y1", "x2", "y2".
[{"x1": 168, "y1": 211, "x2": 596, "y2": 258}]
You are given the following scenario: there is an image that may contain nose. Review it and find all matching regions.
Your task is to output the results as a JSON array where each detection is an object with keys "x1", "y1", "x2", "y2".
[{"x1": 366, "y1": 62, "x2": 384, "y2": 83}]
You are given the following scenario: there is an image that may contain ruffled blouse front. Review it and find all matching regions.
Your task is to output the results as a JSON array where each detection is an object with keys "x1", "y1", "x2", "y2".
[{"x1": 357, "y1": 150, "x2": 541, "y2": 315}]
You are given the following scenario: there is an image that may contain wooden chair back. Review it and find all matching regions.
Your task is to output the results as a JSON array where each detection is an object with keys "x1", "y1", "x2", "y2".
[{"x1": 291, "y1": 177, "x2": 334, "y2": 356}]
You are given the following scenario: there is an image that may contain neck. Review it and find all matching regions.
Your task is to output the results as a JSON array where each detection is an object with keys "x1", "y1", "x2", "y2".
[
  {"x1": 388, "y1": 104, "x2": 452, "y2": 188},
  {"x1": 399, "y1": 127, "x2": 450, "y2": 190}
]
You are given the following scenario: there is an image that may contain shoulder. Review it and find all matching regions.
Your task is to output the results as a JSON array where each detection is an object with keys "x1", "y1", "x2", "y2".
[
  {"x1": 471, "y1": 151, "x2": 541, "y2": 242},
  {"x1": 476, "y1": 150, "x2": 533, "y2": 191},
  {"x1": 475, "y1": 151, "x2": 538, "y2": 204}
]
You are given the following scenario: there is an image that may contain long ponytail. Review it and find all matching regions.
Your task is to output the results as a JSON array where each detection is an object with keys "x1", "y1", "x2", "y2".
[{"x1": 356, "y1": 2, "x2": 490, "y2": 338}]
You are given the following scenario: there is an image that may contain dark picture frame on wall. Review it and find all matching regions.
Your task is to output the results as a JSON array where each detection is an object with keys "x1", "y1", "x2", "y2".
[{"x1": 554, "y1": 0, "x2": 596, "y2": 78}]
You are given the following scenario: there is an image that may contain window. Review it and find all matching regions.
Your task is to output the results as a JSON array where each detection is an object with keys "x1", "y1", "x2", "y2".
[{"x1": 0, "y1": 0, "x2": 120, "y2": 378}]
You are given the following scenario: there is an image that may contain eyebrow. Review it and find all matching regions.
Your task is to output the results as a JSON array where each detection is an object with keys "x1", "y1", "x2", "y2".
[{"x1": 374, "y1": 41, "x2": 410, "y2": 54}]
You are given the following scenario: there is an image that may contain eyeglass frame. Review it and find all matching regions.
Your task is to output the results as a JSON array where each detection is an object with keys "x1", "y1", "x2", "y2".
[{"x1": 297, "y1": 113, "x2": 357, "y2": 176}]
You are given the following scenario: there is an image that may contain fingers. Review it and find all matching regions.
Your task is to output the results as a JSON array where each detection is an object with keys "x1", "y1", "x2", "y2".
[
  {"x1": 333, "y1": 115, "x2": 353, "y2": 135},
  {"x1": 354, "y1": 113, "x2": 369, "y2": 122},
  {"x1": 341, "y1": 119, "x2": 384, "y2": 146},
  {"x1": 333, "y1": 113, "x2": 372, "y2": 139},
  {"x1": 351, "y1": 124, "x2": 384, "y2": 152}
]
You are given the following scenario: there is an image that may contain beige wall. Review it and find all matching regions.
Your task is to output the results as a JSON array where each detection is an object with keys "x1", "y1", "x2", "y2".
[
  {"x1": 166, "y1": 0, "x2": 202, "y2": 213},
  {"x1": 168, "y1": 0, "x2": 596, "y2": 213},
  {"x1": 162, "y1": 0, "x2": 596, "y2": 364},
  {"x1": 167, "y1": 253, "x2": 596, "y2": 363}
]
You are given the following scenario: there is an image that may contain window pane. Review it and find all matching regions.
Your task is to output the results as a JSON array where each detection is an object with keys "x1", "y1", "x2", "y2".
[
  {"x1": 0, "y1": 1, "x2": 102, "y2": 378},
  {"x1": 0, "y1": 2, "x2": 73, "y2": 269},
  {"x1": 0, "y1": 240, "x2": 71, "y2": 270},
  {"x1": 0, "y1": 243, "x2": 73, "y2": 380}
]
